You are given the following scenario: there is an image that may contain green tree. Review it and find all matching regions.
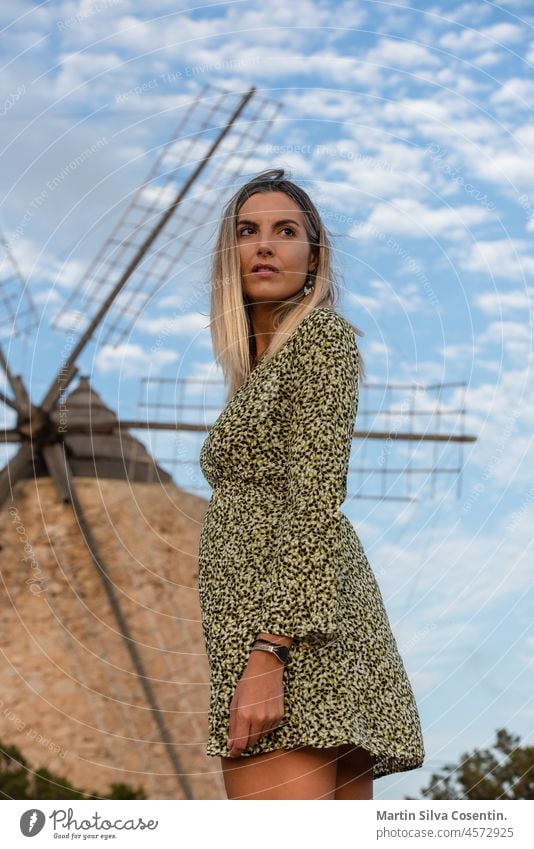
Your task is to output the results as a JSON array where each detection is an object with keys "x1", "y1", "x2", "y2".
[
  {"x1": 407, "y1": 728, "x2": 534, "y2": 800},
  {"x1": 0, "y1": 741, "x2": 146, "y2": 800}
]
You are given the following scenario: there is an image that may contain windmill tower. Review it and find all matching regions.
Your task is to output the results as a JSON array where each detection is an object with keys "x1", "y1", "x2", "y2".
[{"x1": 0, "y1": 83, "x2": 282, "y2": 800}]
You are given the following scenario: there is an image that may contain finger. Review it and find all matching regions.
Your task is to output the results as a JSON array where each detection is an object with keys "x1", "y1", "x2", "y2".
[
  {"x1": 247, "y1": 717, "x2": 282, "y2": 749},
  {"x1": 228, "y1": 719, "x2": 251, "y2": 757},
  {"x1": 227, "y1": 691, "x2": 239, "y2": 742},
  {"x1": 246, "y1": 724, "x2": 267, "y2": 749}
]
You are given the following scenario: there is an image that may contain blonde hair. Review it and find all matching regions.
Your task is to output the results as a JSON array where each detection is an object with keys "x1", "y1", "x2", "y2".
[{"x1": 208, "y1": 168, "x2": 365, "y2": 400}]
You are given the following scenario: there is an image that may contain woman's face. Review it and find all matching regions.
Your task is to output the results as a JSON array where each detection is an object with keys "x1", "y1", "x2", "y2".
[{"x1": 237, "y1": 190, "x2": 317, "y2": 305}]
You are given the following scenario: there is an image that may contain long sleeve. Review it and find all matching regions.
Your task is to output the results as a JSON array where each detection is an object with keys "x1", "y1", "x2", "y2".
[{"x1": 255, "y1": 309, "x2": 360, "y2": 648}]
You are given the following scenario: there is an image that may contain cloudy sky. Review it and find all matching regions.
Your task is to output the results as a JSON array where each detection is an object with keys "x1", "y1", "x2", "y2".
[{"x1": 1, "y1": 0, "x2": 533, "y2": 800}]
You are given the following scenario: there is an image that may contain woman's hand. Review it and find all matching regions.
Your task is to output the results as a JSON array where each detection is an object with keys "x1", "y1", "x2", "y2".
[{"x1": 226, "y1": 650, "x2": 285, "y2": 757}]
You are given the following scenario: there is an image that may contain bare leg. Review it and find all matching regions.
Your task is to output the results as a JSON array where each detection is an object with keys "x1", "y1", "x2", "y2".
[
  {"x1": 220, "y1": 745, "x2": 339, "y2": 800},
  {"x1": 334, "y1": 743, "x2": 374, "y2": 799}
]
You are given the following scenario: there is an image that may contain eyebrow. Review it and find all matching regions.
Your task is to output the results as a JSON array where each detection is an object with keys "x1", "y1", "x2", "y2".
[{"x1": 236, "y1": 218, "x2": 301, "y2": 228}]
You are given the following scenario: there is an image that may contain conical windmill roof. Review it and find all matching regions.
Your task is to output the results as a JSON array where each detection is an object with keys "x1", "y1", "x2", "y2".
[{"x1": 27, "y1": 376, "x2": 173, "y2": 484}]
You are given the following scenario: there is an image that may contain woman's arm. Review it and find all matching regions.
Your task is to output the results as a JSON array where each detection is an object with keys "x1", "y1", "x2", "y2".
[
  {"x1": 254, "y1": 310, "x2": 359, "y2": 648},
  {"x1": 226, "y1": 312, "x2": 359, "y2": 756}
]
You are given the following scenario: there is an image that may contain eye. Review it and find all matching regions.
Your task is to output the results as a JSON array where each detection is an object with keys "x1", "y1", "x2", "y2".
[{"x1": 237, "y1": 225, "x2": 296, "y2": 237}]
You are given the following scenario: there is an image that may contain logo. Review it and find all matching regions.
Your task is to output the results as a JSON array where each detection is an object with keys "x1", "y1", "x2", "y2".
[{"x1": 20, "y1": 809, "x2": 46, "y2": 836}]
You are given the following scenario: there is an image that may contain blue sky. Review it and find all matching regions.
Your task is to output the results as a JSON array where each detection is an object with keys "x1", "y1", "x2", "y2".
[{"x1": 1, "y1": 0, "x2": 533, "y2": 800}]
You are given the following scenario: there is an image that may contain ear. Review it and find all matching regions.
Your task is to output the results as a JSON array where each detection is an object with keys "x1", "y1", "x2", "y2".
[{"x1": 308, "y1": 250, "x2": 319, "y2": 273}]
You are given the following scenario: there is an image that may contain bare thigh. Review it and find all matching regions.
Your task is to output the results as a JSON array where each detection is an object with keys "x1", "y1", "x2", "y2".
[
  {"x1": 335, "y1": 743, "x2": 375, "y2": 800},
  {"x1": 220, "y1": 745, "x2": 340, "y2": 800}
]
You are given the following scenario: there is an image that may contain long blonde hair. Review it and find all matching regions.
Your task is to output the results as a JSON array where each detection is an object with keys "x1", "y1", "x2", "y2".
[{"x1": 208, "y1": 168, "x2": 365, "y2": 400}]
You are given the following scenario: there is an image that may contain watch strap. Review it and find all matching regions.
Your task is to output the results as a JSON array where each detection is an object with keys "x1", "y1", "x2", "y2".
[{"x1": 250, "y1": 642, "x2": 289, "y2": 664}]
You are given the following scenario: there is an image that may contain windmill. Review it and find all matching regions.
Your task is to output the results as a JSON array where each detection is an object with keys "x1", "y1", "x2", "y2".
[
  {"x1": 0, "y1": 83, "x2": 283, "y2": 800},
  {"x1": 134, "y1": 374, "x2": 477, "y2": 505},
  {"x1": 0, "y1": 79, "x2": 477, "y2": 799}
]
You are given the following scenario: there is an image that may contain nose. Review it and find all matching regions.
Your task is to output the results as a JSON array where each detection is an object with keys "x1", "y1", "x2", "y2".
[{"x1": 255, "y1": 230, "x2": 274, "y2": 254}]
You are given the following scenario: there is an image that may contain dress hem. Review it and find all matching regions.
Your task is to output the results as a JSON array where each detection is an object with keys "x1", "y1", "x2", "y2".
[{"x1": 206, "y1": 737, "x2": 424, "y2": 781}]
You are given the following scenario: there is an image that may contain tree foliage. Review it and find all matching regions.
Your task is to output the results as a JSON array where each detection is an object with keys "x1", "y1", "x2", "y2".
[
  {"x1": 0, "y1": 741, "x2": 146, "y2": 800},
  {"x1": 407, "y1": 728, "x2": 533, "y2": 800}
]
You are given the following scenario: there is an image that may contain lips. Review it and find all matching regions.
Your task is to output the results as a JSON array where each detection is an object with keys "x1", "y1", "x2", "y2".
[{"x1": 252, "y1": 263, "x2": 279, "y2": 272}]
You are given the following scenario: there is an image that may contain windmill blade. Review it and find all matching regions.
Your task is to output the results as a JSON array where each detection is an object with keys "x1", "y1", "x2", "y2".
[
  {"x1": 0, "y1": 230, "x2": 39, "y2": 339},
  {"x1": 0, "y1": 342, "x2": 30, "y2": 413},
  {"x1": 0, "y1": 390, "x2": 18, "y2": 412},
  {"x1": 0, "y1": 441, "x2": 34, "y2": 508},
  {"x1": 39, "y1": 442, "x2": 195, "y2": 798},
  {"x1": 41, "y1": 84, "x2": 281, "y2": 414},
  {"x1": 41, "y1": 442, "x2": 72, "y2": 503},
  {"x1": 112, "y1": 419, "x2": 477, "y2": 443},
  {"x1": 51, "y1": 83, "x2": 282, "y2": 350},
  {"x1": 131, "y1": 374, "x2": 478, "y2": 503}
]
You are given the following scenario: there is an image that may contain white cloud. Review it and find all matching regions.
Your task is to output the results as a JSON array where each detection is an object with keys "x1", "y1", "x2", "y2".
[
  {"x1": 382, "y1": 96, "x2": 458, "y2": 125},
  {"x1": 136, "y1": 311, "x2": 208, "y2": 337},
  {"x1": 365, "y1": 37, "x2": 442, "y2": 69},
  {"x1": 441, "y1": 2, "x2": 493, "y2": 25},
  {"x1": 52, "y1": 51, "x2": 124, "y2": 98},
  {"x1": 32, "y1": 287, "x2": 61, "y2": 305},
  {"x1": 439, "y1": 22, "x2": 524, "y2": 53},
  {"x1": 352, "y1": 277, "x2": 427, "y2": 315},
  {"x1": 471, "y1": 50, "x2": 503, "y2": 67},
  {"x1": 491, "y1": 77, "x2": 534, "y2": 107},
  {"x1": 457, "y1": 239, "x2": 534, "y2": 279},
  {"x1": 476, "y1": 320, "x2": 532, "y2": 361},
  {"x1": 95, "y1": 342, "x2": 178, "y2": 375},
  {"x1": 481, "y1": 22, "x2": 525, "y2": 44},
  {"x1": 350, "y1": 197, "x2": 491, "y2": 241},
  {"x1": 514, "y1": 124, "x2": 534, "y2": 151},
  {"x1": 474, "y1": 288, "x2": 534, "y2": 316},
  {"x1": 51, "y1": 257, "x2": 92, "y2": 291}
]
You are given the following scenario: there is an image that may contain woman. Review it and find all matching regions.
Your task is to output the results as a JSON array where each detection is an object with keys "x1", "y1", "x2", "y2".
[{"x1": 198, "y1": 168, "x2": 425, "y2": 800}]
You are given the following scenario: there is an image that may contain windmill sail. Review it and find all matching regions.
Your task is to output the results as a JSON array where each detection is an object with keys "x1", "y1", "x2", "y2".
[
  {"x1": 51, "y1": 82, "x2": 282, "y2": 348},
  {"x1": 0, "y1": 231, "x2": 39, "y2": 339}
]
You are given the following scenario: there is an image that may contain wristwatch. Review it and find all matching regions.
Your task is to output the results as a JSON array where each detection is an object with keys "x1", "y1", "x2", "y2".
[{"x1": 251, "y1": 639, "x2": 289, "y2": 665}]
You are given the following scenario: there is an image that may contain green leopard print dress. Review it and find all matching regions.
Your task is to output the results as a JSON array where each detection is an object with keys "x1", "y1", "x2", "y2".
[{"x1": 198, "y1": 307, "x2": 425, "y2": 779}]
